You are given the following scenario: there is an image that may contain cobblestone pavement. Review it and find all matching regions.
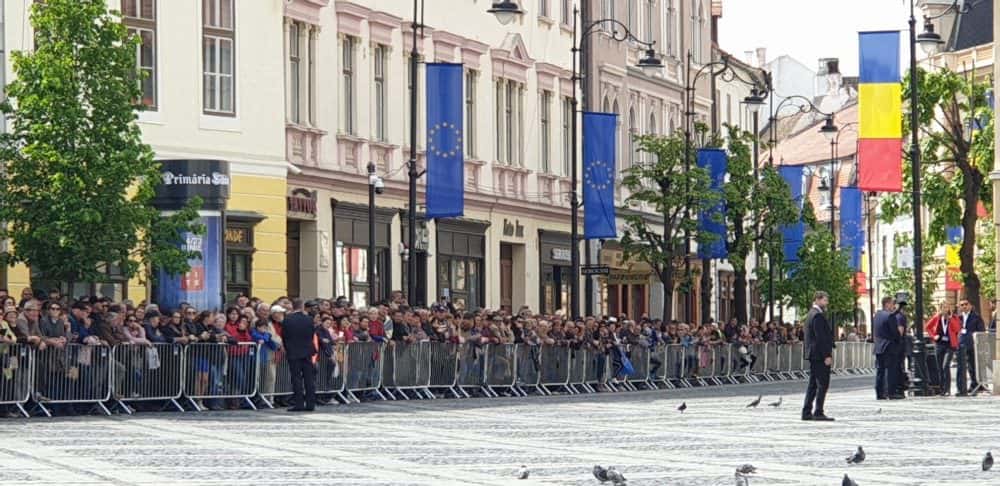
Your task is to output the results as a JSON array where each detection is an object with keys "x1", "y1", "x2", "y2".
[{"x1": 1, "y1": 376, "x2": 998, "y2": 485}]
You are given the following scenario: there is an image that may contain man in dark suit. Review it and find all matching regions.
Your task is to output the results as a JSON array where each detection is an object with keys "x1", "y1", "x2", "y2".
[
  {"x1": 955, "y1": 299, "x2": 985, "y2": 396},
  {"x1": 802, "y1": 291, "x2": 835, "y2": 421},
  {"x1": 283, "y1": 298, "x2": 317, "y2": 411},
  {"x1": 873, "y1": 296, "x2": 904, "y2": 400}
]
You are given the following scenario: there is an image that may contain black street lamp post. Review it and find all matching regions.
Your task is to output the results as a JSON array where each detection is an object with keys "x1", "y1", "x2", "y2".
[
  {"x1": 905, "y1": 0, "x2": 972, "y2": 395},
  {"x1": 367, "y1": 162, "x2": 384, "y2": 305},
  {"x1": 490, "y1": 3, "x2": 661, "y2": 320}
]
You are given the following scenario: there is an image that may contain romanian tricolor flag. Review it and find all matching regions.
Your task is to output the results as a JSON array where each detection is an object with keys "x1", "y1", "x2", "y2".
[{"x1": 858, "y1": 31, "x2": 903, "y2": 192}]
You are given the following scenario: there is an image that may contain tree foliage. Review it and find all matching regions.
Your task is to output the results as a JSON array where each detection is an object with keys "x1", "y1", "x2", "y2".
[
  {"x1": 777, "y1": 229, "x2": 857, "y2": 326},
  {"x1": 0, "y1": 0, "x2": 202, "y2": 287},
  {"x1": 880, "y1": 67, "x2": 993, "y2": 307},
  {"x1": 720, "y1": 125, "x2": 799, "y2": 324},
  {"x1": 621, "y1": 131, "x2": 718, "y2": 321}
]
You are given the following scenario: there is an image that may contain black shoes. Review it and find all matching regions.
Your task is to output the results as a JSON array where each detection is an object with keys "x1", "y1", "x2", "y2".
[
  {"x1": 812, "y1": 414, "x2": 835, "y2": 421},
  {"x1": 801, "y1": 414, "x2": 813, "y2": 421},
  {"x1": 888, "y1": 394, "x2": 906, "y2": 400}
]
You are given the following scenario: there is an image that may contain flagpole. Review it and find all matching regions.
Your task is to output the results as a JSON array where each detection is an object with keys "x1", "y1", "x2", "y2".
[
  {"x1": 907, "y1": 0, "x2": 928, "y2": 395},
  {"x1": 570, "y1": 8, "x2": 580, "y2": 320},
  {"x1": 406, "y1": 0, "x2": 422, "y2": 307}
]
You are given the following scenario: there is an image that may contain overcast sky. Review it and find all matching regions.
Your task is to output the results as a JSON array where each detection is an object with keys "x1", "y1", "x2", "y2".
[{"x1": 717, "y1": 0, "x2": 912, "y2": 77}]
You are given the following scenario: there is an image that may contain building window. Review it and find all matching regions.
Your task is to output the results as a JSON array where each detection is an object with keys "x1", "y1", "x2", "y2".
[
  {"x1": 494, "y1": 79, "x2": 524, "y2": 166},
  {"x1": 627, "y1": 0, "x2": 637, "y2": 34},
  {"x1": 342, "y1": 36, "x2": 356, "y2": 134},
  {"x1": 495, "y1": 79, "x2": 503, "y2": 162},
  {"x1": 288, "y1": 22, "x2": 300, "y2": 123},
  {"x1": 122, "y1": 0, "x2": 157, "y2": 110},
  {"x1": 202, "y1": 0, "x2": 235, "y2": 116},
  {"x1": 602, "y1": 0, "x2": 615, "y2": 32},
  {"x1": 561, "y1": 0, "x2": 571, "y2": 24},
  {"x1": 644, "y1": 0, "x2": 654, "y2": 43},
  {"x1": 405, "y1": 54, "x2": 423, "y2": 148},
  {"x1": 540, "y1": 90, "x2": 551, "y2": 173},
  {"x1": 374, "y1": 44, "x2": 388, "y2": 141},
  {"x1": 465, "y1": 69, "x2": 477, "y2": 158},
  {"x1": 612, "y1": 100, "x2": 621, "y2": 172},
  {"x1": 665, "y1": 1, "x2": 675, "y2": 56},
  {"x1": 562, "y1": 96, "x2": 572, "y2": 176},
  {"x1": 691, "y1": 0, "x2": 703, "y2": 63},
  {"x1": 539, "y1": 0, "x2": 549, "y2": 18}
]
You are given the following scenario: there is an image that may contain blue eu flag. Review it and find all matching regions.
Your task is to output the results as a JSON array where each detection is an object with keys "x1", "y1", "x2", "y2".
[
  {"x1": 839, "y1": 186, "x2": 864, "y2": 270},
  {"x1": 425, "y1": 63, "x2": 464, "y2": 218},
  {"x1": 779, "y1": 166, "x2": 805, "y2": 263},
  {"x1": 582, "y1": 112, "x2": 617, "y2": 239},
  {"x1": 696, "y1": 148, "x2": 728, "y2": 259}
]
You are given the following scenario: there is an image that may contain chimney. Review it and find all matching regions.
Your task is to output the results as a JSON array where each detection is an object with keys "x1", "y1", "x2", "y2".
[
  {"x1": 825, "y1": 58, "x2": 842, "y2": 96},
  {"x1": 755, "y1": 47, "x2": 767, "y2": 67},
  {"x1": 816, "y1": 57, "x2": 840, "y2": 97}
]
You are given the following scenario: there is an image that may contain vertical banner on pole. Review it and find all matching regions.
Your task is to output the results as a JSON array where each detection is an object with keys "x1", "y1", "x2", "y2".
[
  {"x1": 858, "y1": 30, "x2": 903, "y2": 192},
  {"x1": 696, "y1": 148, "x2": 728, "y2": 259},
  {"x1": 425, "y1": 63, "x2": 465, "y2": 218},
  {"x1": 582, "y1": 112, "x2": 618, "y2": 239},
  {"x1": 778, "y1": 166, "x2": 805, "y2": 263},
  {"x1": 839, "y1": 186, "x2": 864, "y2": 270}
]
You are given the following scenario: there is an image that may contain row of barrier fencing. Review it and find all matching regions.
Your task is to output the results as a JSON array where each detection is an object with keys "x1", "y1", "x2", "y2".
[
  {"x1": 972, "y1": 332, "x2": 996, "y2": 394},
  {"x1": 0, "y1": 340, "x2": 883, "y2": 417}
]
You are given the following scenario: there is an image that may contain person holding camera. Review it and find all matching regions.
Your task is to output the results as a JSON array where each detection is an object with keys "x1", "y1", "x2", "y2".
[
  {"x1": 802, "y1": 291, "x2": 835, "y2": 421},
  {"x1": 955, "y1": 299, "x2": 985, "y2": 396},
  {"x1": 925, "y1": 301, "x2": 961, "y2": 396}
]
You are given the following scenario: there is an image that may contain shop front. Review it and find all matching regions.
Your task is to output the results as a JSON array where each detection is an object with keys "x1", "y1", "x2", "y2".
[
  {"x1": 333, "y1": 202, "x2": 394, "y2": 307},
  {"x1": 539, "y1": 230, "x2": 571, "y2": 316},
  {"x1": 599, "y1": 243, "x2": 652, "y2": 319},
  {"x1": 436, "y1": 219, "x2": 488, "y2": 311}
]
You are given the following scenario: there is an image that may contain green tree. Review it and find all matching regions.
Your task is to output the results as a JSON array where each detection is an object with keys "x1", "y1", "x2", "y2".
[
  {"x1": 621, "y1": 132, "x2": 718, "y2": 321},
  {"x1": 881, "y1": 68, "x2": 993, "y2": 308},
  {"x1": 975, "y1": 222, "x2": 995, "y2": 302},
  {"x1": 0, "y1": 0, "x2": 202, "y2": 289},
  {"x1": 777, "y1": 229, "x2": 857, "y2": 326},
  {"x1": 881, "y1": 234, "x2": 941, "y2": 321},
  {"x1": 720, "y1": 125, "x2": 799, "y2": 324}
]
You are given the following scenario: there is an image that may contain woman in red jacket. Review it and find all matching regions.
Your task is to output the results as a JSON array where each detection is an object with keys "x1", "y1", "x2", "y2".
[{"x1": 925, "y1": 302, "x2": 961, "y2": 396}]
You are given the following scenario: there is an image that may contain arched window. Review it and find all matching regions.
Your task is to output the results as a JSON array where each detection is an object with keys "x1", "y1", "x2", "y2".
[
  {"x1": 602, "y1": 96, "x2": 611, "y2": 112},
  {"x1": 692, "y1": 0, "x2": 704, "y2": 62},
  {"x1": 646, "y1": 111, "x2": 657, "y2": 164}
]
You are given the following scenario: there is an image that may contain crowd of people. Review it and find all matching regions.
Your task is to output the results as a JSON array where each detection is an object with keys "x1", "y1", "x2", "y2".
[{"x1": 0, "y1": 286, "x2": 878, "y2": 417}]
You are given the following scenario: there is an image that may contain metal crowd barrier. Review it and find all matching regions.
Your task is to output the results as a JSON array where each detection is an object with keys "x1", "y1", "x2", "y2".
[
  {"x1": 2, "y1": 340, "x2": 886, "y2": 418},
  {"x1": 391, "y1": 342, "x2": 433, "y2": 399},
  {"x1": 182, "y1": 343, "x2": 258, "y2": 412},
  {"x1": 484, "y1": 344, "x2": 518, "y2": 396},
  {"x1": 32, "y1": 344, "x2": 112, "y2": 416},
  {"x1": 973, "y1": 332, "x2": 996, "y2": 394},
  {"x1": 111, "y1": 343, "x2": 184, "y2": 414},
  {"x1": 0, "y1": 344, "x2": 33, "y2": 418},
  {"x1": 428, "y1": 342, "x2": 462, "y2": 398},
  {"x1": 345, "y1": 341, "x2": 385, "y2": 402}
]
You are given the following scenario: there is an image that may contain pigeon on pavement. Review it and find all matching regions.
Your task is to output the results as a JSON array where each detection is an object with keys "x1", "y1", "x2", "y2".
[
  {"x1": 846, "y1": 446, "x2": 865, "y2": 464},
  {"x1": 606, "y1": 466, "x2": 627, "y2": 485},
  {"x1": 736, "y1": 464, "x2": 757, "y2": 475},
  {"x1": 678, "y1": 402, "x2": 687, "y2": 413},
  {"x1": 768, "y1": 397, "x2": 782, "y2": 408},
  {"x1": 983, "y1": 451, "x2": 993, "y2": 471},
  {"x1": 734, "y1": 471, "x2": 750, "y2": 486},
  {"x1": 593, "y1": 465, "x2": 610, "y2": 482},
  {"x1": 518, "y1": 465, "x2": 529, "y2": 479},
  {"x1": 842, "y1": 473, "x2": 858, "y2": 486},
  {"x1": 746, "y1": 395, "x2": 762, "y2": 408}
]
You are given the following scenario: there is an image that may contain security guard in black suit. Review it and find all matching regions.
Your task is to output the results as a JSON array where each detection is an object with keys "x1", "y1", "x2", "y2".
[
  {"x1": 802, "y1": 291, "x2": 835, "y2": 421},
  {"x1": 283, "y1": 298, "x2": 317, "y2": 411}
]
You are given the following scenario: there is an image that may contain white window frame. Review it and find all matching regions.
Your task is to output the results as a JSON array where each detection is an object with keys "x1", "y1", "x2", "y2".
[
  {"x1": 465, "y1": 69, "x2": 478, "y2": 158},
  {"x1": 123, "y1": 0, "x2": 157, "y2": 111},
  {"x1": 202, "y1": 0, "x2": 236, "y2": 117},
  {"x1": 342, "y1": 36, "x2": 356, "y2": 135},
  {"x1": 540, "y1": 90, "x2": 552, "y2": 173},
  {"x1": 374, "y1": 44, "x2": 388, "y2": 141}
]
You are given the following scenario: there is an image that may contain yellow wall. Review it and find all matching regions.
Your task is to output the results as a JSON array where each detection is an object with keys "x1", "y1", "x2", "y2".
[{"x1": 229, "y1": 174, "x2": 287, "y2": 303}]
